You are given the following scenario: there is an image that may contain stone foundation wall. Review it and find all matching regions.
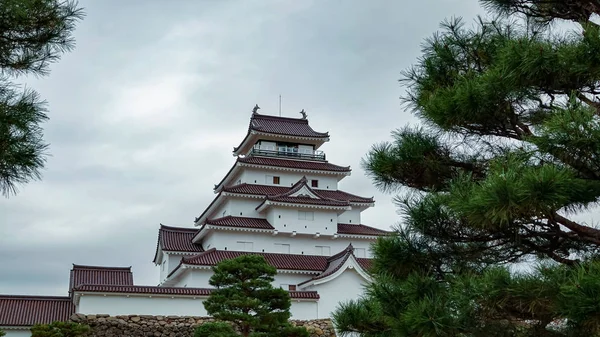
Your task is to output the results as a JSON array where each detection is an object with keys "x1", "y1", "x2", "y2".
[{"x1": 71, "y1": 314, "x2": 336, "y2": 337}]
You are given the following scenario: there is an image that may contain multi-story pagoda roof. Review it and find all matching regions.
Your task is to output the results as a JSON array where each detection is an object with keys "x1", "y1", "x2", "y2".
[{"x1": 233, "y1": 110, "x2": 330, "y2": 156}]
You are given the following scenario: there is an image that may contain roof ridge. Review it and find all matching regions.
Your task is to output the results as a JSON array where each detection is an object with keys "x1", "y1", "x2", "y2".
[
  {"x1": 252, "y1": 113, "x2": 310, "y2": 124},
  {"x1": 327, "y1": 243, "x2": 354, "y2": 262},
  {"x1": 208, "y1": 215, "x2": 264, "y2": 221},
  {"x1": 182, "y1": 248, "x2": 217, "y2": 263},
  {"x1": 0, "y1": 295, "x2": 71, "y2": 300},
  {"x1": 72, "y1": 264, "x2": 132, "y2": 271},
  {"x1": 160, "y1": 224, "x2": 198, "y2": 232},
  {"x1": 268, "y1": 177, "x2": 343, "y2": 202}
]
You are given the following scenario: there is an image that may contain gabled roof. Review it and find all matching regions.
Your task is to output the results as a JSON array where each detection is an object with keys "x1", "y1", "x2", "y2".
[
  {"x1": 337, "y1": 223, "x2": 391, "y2": 236},
  {"x1": 0, "y1": 295, "x2": 74, "y2": 326},
  {"x1": 153, "y1": 225, "x2": 204, "y2": 263},
  {"x1": 233, "y1": 112, "x2": 330, "y2": 155},
  {"x1": 256, "y1": 177, "x2": 351, "y2": 210},
  {"x1": 206, "y1": 216, "x2": 274, "y2": 229},
  {"x1": 222, "y1": 183, "x2": 374, "y2": 204},
  {"x1": 299, "y1": 244, "x2": 356, "y2": 286},
  {"x1": 72, "y1": 285, "x2": 319, "y2": 300},
  {"x1": 247, "y1": 113, "x2": 329, "y2": 138},
  {"x1": 69, "y1": 264, "x2": 133, "y2": 294},
  {"x1": 179, "y1": 249, "x2": 329, "y2": 272}
]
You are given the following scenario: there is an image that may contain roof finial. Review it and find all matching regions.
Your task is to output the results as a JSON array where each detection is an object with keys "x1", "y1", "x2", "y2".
[
  {"x1": 252, "y1": 104, "x2": 260, "y2": 114},
  {"x1": 299, "y1": 109, "x2": 307, "y2": 119}
]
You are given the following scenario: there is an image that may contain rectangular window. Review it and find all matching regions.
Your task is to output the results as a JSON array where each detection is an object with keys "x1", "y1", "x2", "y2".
[
  {"x1": 311, "y1": 180, "x2": 319, "y2": 188},
  {"x1": 298, "y1": 211, "x2": 314, "y2": 221},
  {"x1": 354, "y1": 248, "x2": 366, "y2": 258},
  {"x1": 288, "y1": 285, "x2": 297, "y2": 291},
  {"x1": 274, "y1": 243, "x2": 290, "y2": 253},
  {"x1": 315, "y1": 245, "x2": 331, "y2": 256},
  {"x1": 237, "y1": 241, "x2": 254, "y2": 251},
  {"x1": 265, "y1": 175, "x2": 280, "y2": 184}
]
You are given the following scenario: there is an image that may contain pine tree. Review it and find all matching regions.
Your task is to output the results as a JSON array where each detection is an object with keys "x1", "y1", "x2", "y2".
[
  {"x1": 333, "y1": 1, "x2": 600, "y2": 336},
  {"x1": 197, "y1": 255, "x2": 308, "y2": 337},
  {"x1": 0, "y1": 0, "x2": 84, "y2": 197}
]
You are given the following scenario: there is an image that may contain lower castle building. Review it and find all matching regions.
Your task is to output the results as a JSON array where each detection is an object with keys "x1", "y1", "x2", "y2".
[{"x1": 0, "y1": 108, "x2": 390, "y2": 336}]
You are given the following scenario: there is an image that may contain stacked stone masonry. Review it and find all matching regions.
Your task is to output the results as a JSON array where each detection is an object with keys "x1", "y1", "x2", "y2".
[{"x1": 71, "y1": 314, "x2": 337, "y2": 337}]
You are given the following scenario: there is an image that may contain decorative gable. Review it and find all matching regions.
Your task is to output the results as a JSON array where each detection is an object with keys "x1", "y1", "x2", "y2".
[
  {"x1": 255, "y1": 177, "x2": 352, "y2": 212},
  {"x1": 298, "y1": 244, "x2": 371, "y2": 289}
]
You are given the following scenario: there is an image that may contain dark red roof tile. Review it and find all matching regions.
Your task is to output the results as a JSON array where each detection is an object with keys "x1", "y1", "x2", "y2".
[
  {"x1": 248, "y1": 114, "x2": 329, "y2": 138},
  {"x1": 73, "y1": 285, "x2": 211, "y2": 296},
  {"x1": 0, "y1": 295, "x2": 74, "y2": 326},
  {"x1": 73, "y1": 285, "x2": 319, "y2": 299},
  {"x1": 337, "y1": 223, "x2": 391, "y2": 236},
  {"x1": 69, "y1": 265, "x2": 133, "y2": 293},
  {"x1": 223, "y1": 183, "x2": 374, "y2": 203},
  {"x1": 356, "y1": 258, "x2": 372, "y2": 271},
  {"x1": 154, "y1": 225, "x2": 204, "y2": 262},
  {"x1": 318, "y1": 190, "x2": 374, "y2": 204},
  {"x1": 183, "y1": 249, "x2": 329, "y2": 271},
  {"x1": 206, "y1": 216, "x2": 274, "y2": 229},
  {"x1": 298, "y1": 245, "x2": 355, "y2": 286},
  {"x1": 264, "y1": 196, "x2": 349, "y2": 207},
  {"x1": 239, "y1": 156, "x2": 350, "y2": 172}
]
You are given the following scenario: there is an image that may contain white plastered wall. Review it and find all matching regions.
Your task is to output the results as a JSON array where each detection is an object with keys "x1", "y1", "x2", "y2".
[
  {"x1": 1, "y1": 328, "x2": 31, "y2": 337},
  {"x1": 200, "y1": 231, "x2": 375, "y2": 257},
  {"x1": 239, "y1": 168, "x2": 340, "y2": 190},
  {"x1": 76, "y1": 294, "x2": 318, "y2": 320},
  {"x1": 307, "y1": 269, "x2": 369, "y2": 319},
  {"x1": 267, "y1": 207, "x2": 339, "y2": 236}
]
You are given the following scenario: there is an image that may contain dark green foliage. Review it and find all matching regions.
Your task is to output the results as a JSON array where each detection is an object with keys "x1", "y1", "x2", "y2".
[
  {"x1": 333, "y1": 0, "x2": 600, "y2": 336},
  {"x1": 195, "y1": 322, "x2": 238, "y2": 337},
  {"x1": 30, "y1": 321, "x2": 90, "y2": 337},
  {"x1": 0, "y1": 0, "x2": 84, "y2": 197},
  {"x1": 200, "y1": 255, "x2": 308, "y2": 337},
  {"x1": 0, "y1": 329, "x2": 5, "y2": 337}
]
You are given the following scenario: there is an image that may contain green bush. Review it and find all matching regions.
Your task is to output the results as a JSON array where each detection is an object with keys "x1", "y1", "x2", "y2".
[{"x1": 30, "y1": 321, "x2": 90, "y2": 337}]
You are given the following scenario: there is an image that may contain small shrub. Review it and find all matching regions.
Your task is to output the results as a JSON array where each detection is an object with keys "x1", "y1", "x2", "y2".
[
  {"x1": 30, "y1": 321, "x2": 90, "y2": 337},
  {"x1": 194, "y1": 322, "x2": 237, "y2": 337}
]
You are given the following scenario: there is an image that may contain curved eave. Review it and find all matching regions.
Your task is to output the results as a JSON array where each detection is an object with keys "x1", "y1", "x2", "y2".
[
  {"x1": 213, "y1": 161, "x2": 351, "y2": 193},
  {"x1": 192, "y1": 224, "x2": 275, "y2": 243},
  {"x1": 233, "y1": 131, "x2": 330, "y2": 156},
  {"x1": 298, "y1": 255, "x2": 372, "y2": 289},
  {"x1": 256, "y1": 199, "x2": 352, "y2": 213}
]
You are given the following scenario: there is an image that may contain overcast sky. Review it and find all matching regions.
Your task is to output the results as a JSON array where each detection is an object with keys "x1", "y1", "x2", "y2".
[{"x1": 1, "y1": 0, "x2": 486, "y2": 296}]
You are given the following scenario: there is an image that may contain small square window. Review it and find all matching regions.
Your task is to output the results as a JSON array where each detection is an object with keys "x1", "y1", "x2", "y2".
[
  {"x1": 311, "y1": 180, "x2": 318, "y2": 187},
  {"x1": 289, "y1": 285, "x2": 297, "y2": 291},
  {"x1": 273, "y1": 176, "x2": 280, "y2": 184}
]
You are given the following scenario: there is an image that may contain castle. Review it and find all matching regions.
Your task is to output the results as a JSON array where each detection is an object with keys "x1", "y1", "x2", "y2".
[{"x1": 0, "y1": 107, "x2": 390, "y2": 336}]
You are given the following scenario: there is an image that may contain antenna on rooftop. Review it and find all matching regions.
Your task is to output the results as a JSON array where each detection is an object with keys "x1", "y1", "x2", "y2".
[{"x1": 279, "y1": 94, "x2": 282, "y2": 116}]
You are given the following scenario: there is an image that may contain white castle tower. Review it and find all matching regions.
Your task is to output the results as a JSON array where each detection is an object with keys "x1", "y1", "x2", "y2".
[{"x1": 152, "y1": 106, "x2": 389, "y2": 317}]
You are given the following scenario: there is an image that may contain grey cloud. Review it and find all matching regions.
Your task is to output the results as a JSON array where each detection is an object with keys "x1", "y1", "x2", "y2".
[{"x1": 1, "y1": 0, "x2": 484, "y2": 295}]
